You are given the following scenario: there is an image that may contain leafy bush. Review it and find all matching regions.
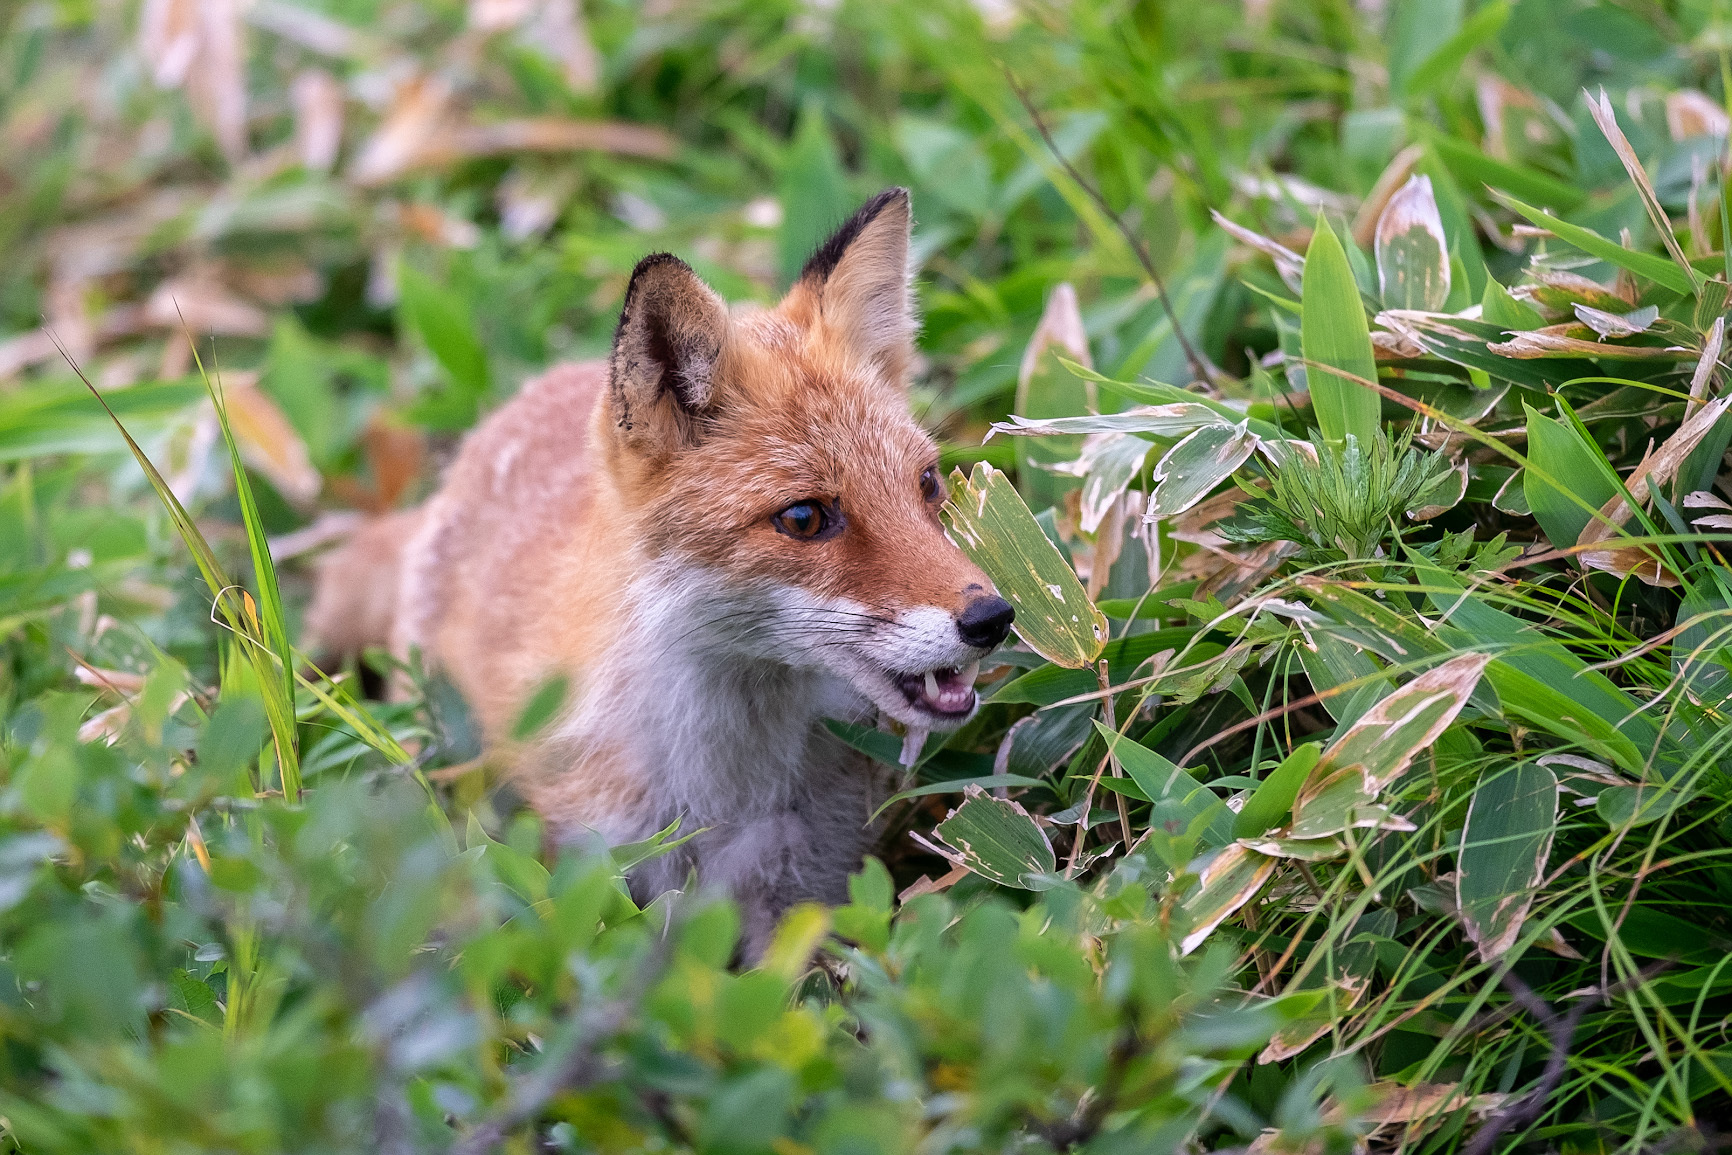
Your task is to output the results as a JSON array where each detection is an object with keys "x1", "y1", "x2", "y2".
[{"x1": 8, "y1": 1, "x2": 1732, "y2": 1152}]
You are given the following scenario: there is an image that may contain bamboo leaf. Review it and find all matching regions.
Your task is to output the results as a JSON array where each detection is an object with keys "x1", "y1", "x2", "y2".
[
  {"x1": 1179, "y1": 843, "x2": 1276, "y2": 955},
  {"x1": 1288, "y1": 652, "x2": 1491, "y2": 839},
  {"x1": 1302, "y1": 213, "x2": 1381, "y2": 445},
  {"x1": 1145, "y1": 421, "x2": 1259, "y2": 520},
  {"x1": 945, "y1": 463, "x2": 1107, "y2": 668},
  {"x1": 1234, "y1": 742, "x2": 1321, "y2": 839},
  {"x1": 1522, "y1": 403, "x2": 1619, "y2": 551},
  {"x1": 1375, "y1": 175, "x2": 1451, "y2": 311},
  {"x1": 1457, "y1": 762, "x2": 1558, "y2": 961},
  {"x1": 1490, "y1": 191, "x2": 1696, "y2": 296},
  {"x1": 930, "y1": 785, "x2": 1057, "y2": 889}
]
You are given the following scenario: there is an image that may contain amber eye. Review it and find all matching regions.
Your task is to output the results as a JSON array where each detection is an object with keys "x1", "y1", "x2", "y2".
[
  {"x1": 920, "y1": 466, "x2": 942, "y2": 503},
  {"x1": 774, "y1": 501, "x2": 829, "y2": 539}
]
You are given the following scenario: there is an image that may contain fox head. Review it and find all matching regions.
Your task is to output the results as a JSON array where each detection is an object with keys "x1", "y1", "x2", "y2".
[{"x1": 600, "y1": 188, "x2": 1013, "y2": 729}]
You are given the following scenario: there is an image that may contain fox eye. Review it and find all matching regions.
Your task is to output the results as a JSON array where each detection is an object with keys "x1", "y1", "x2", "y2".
[
  {"x1": 920, "y1": 466, "x2": 942, "y2": 503},
  {"x1": 774, "y1": 501, "x2": 830, "y2": 540}
]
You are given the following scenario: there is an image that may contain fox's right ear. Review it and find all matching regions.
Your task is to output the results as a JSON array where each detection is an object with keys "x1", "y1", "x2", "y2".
[{"x1": 608, "y1": 253, "x2": 729, "y2": 450}]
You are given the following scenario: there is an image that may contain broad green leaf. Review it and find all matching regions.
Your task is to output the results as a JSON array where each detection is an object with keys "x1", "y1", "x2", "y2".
[
  {"x1": 778, "y1": 99, "x2": 850, "y2": 287},
  {"x1": 1596, "y1": 783, "x2": 1690, "y2": 828},
  {"x1": 398, "y1": 263, "x2": 491, "y2": 428},
  {"x1": 1146, "y1": 421, "x2": 1258, "y2": 520},
  {"x1": 1296, "y1": 632, "x2": 1392, "y2": 726},
  {"x1": 1427, "y1": 133, "x2": 1587, "y2": 211},
  {"x1": 1375, "y1": 175, "x2": 1450, "y2": 311},
  {"x1": 1522, "y1": 403, "x2": 1618, "y2": 554},
  {"x1": 1481, "y1": 278, "x2": 1545, "y2": 332},
  {"x1": 1400, "y1": 1, "x2": 1510, "y2": 99},
  {"x1": 932, "y1": 785, "x2": 1056, "y2": 889},
  {"x1": 1457, "y1": 762, "x2": 1558, "y2": 961},
  {"x1": 1234, "y1": 742, "x2": 1321, "y2": 839},
  {"x1": 1011, "y1": 284, "x2": 1094, "y2": 511},
  {"x1": 945, "y1": 462, "x2": 1106, "y2": 668},
  {"x1": 1179, "y1": 843, "x2": 1276, "y2": 955},
  {"x1": 1491, "y1": 191, "x2": 1696, "y2": 296},
  {"x1": 1302, "y1": 213, "x2": 1381, "y2": 445}
]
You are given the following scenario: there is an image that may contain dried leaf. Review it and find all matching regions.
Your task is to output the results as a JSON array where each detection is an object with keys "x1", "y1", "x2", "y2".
[
  {"x1": 1576, "y1": 396, "x2": 1732, "y2": 584},
  {"x1": 1210, "y1": 210, "x2": 1304, "y2": 294},
  {"x1": 1585, "y1": 87, "x2": 1698, "y2": 291},
  {"x1": 145, "y1": 274, "x2": 269, "y2": 337},
  {"x1": 1488, "y1": 324, "x2": 1684, "y2": 359},
  {"x1": 290, "y1": 69, "x2": 345, "y2": 172},
  {"x1": 1667, "y1": 89, "x2": 1731, "y2": 143}
]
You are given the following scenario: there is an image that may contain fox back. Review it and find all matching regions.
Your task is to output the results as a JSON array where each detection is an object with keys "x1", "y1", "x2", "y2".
[{"x1": 319, "y1": 190, "x2": 1014, "y2": 950}]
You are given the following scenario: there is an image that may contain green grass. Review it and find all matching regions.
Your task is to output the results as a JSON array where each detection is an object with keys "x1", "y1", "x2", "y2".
[{"x1": 5, "y1": 0, "x2": 1732, "y2": 1151}]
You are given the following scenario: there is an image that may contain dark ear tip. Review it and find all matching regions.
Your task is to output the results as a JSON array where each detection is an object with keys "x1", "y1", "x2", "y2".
[
  {"x1": 623, "y1": 251, "x2": 694, "y2": 297},
  {"x1": 798, "y1": 189, "x2": 914, "y2": 286}
]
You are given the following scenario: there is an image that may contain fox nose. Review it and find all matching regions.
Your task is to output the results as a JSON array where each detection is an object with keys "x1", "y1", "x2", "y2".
[{"x1": 956, "y1": 595, "x2": 1015, "y2": 650}]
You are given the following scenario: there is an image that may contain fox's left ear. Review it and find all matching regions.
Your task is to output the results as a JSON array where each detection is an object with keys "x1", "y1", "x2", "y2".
[{"x1": 797, "y1": 188, "x2": 916, "y2": 382}]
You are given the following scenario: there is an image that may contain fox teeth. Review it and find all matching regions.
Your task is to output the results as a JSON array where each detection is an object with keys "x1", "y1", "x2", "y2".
[
  {"x1": 924, "y1": 670, "x2": 941, "y2": 701},
  {"x1": 959, "y1": 660, "x2": 981, "y2": 685}
]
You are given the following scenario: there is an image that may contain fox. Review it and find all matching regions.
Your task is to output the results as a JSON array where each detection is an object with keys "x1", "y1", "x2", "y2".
[{"x1": 306, "y1": 189, "x2": 1014, "y2": 951}]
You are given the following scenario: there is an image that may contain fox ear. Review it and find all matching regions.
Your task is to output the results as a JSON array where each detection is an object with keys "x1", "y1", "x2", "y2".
[
  {"x1": 608, "y1": 253, "x2": 729, "y2": 447},
  {"x1": 798, "y1": 188, "x2": 916, "y2": 380}
]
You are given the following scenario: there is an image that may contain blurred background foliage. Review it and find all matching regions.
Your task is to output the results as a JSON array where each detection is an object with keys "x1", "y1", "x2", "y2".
[{"x1": 9, "y1": 0, "x2": 1732, "y2": 1152}]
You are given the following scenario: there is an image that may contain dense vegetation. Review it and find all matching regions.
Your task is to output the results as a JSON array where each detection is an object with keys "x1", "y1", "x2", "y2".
[{"x1": 5, "y1": 0, "x2": 1732, "y2": 1150}]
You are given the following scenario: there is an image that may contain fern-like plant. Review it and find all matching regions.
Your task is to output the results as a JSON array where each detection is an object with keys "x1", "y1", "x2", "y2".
[{"x1": 1220, "y1": 428, "x2": 1453, "y2": 563}]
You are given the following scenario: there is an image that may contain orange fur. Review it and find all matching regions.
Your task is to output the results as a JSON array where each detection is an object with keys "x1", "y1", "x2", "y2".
[{"x1": 311, "y1": 190, "x2": 1011, "y2": 950}]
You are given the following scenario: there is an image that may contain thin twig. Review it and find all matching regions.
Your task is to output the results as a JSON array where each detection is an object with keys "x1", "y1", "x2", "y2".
[
  {"x1": 452, "y1": 930, "x2": 673, "y2": 1154},
  {"x1": 1461, "y1": 971, "x2": 1594, "y2": 1155},
  {"x1": 1002, "y1": 65, "x2": 1215, "y2": 387},
  {"x1": 1098, "y1": 659, "x2": 1133, "y2": 847}
]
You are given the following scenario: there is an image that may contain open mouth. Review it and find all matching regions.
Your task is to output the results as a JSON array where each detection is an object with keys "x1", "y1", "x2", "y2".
[{"x1": 893, "y1": 660, "x2": 981, "y2": 718}]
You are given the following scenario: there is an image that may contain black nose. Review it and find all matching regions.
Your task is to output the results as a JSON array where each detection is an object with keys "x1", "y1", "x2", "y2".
[{"x1": 956, "y1": 595, "x2": 1015, "y2": 650}]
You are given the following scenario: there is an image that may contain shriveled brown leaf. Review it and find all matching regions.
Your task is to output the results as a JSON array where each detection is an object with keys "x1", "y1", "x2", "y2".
[
  {"x1": 145, "y1": 274, "x2": 269, "y2": 337},
  {"x1": 291, "y1": 69, "x2": 345, "y2": 172},
  {"x1": 1577, "y1": 396, "x2": 1732, "y2": 585},
  {"x1": 1488, "y1": 324, "x2": 1685, "y2": 360},
  {"x1": 1585, "y1": 87, "x2": 1696, "y2": 289},
  {"x1": 1351, "y1": 143, "x2": 1425, "y2": 250},
  {"x1": 348, "y1": 74, "x2": 453, "y2": 186},
  {"x1": 216, "y1": 373, "x2": 322, "y2": 505},
  {"x1": 1667, "y1": 88, "x2": 1731, "y2": 142}
]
